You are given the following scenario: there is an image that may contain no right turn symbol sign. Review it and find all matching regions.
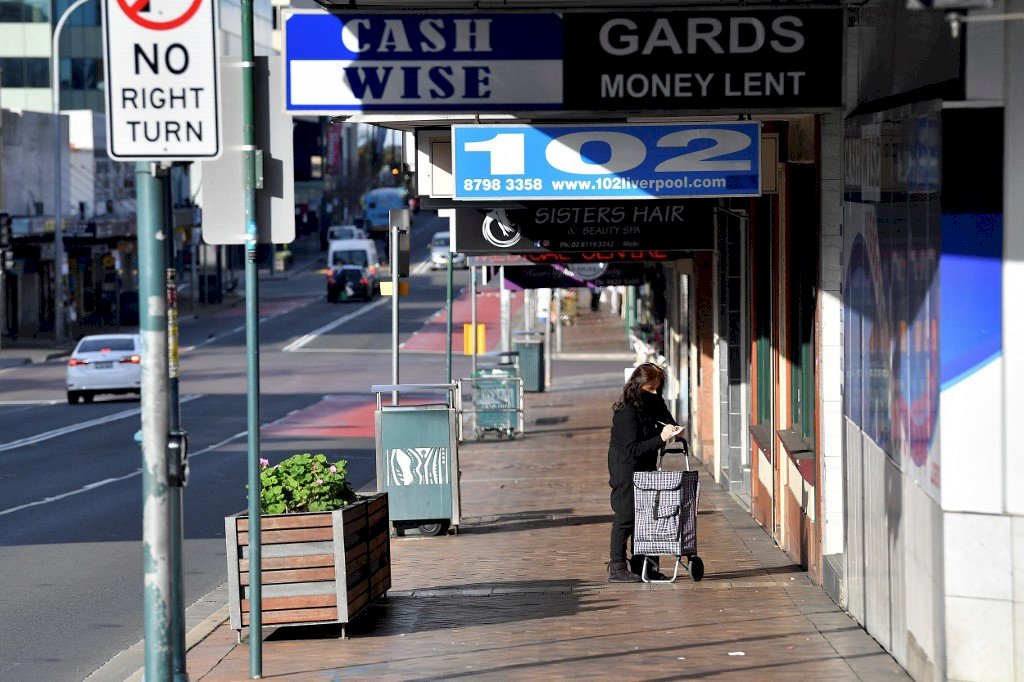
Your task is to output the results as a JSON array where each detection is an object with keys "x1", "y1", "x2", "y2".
[{"x1": 102, "y1": 0, "x2": 221, "y2": 160}]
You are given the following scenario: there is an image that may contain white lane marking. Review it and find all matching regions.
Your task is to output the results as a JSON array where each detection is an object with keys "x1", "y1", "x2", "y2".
[
  {"x1": 0, "y1": 469, "x2": 144, "y2": 517},
  {"x1": 0, "y1": 400, "x2": 61, "y2": 406},
  {"x1": 182, "y1": 298, "x2": 317, "y2": 352},
  {"x1": 0, "y1": 394, "x2": 202, "y2": 453},
  {"x1": 286, "y1": 348, "x2": 392, "y2": 354},
  {"x1": 283, "y1": 297, "x2": 390, "y2": 352},
  {"x1": 0, "y1": 429, "x2": 246, "y2": 518},
  {"x1": 283, "y1": 259, "x2": 434, "y2": 354}
]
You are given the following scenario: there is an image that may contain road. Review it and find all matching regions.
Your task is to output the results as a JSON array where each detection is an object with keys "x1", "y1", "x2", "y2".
[{"x1": 0, "y1": 212, "x2": 472, "y2": 681}]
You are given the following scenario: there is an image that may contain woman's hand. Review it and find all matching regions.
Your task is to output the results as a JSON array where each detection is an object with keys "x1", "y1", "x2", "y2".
[{"x1": 660, "y1": 424, "x2": 683, "y2": 442}]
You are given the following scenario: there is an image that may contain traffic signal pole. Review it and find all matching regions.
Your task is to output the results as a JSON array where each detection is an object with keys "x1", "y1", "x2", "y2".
[{"x1": 137, "y1": 162, "x2": 172, "y2": 680}]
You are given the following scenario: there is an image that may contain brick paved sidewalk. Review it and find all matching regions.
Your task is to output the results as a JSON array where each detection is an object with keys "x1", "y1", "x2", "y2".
[{"x1": 187, "y1": 357, "x2": 907, "y2": 679}]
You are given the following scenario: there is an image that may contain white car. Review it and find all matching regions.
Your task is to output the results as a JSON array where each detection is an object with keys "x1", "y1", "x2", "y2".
[
  {"x1": 429, "y1": 231, "x2": 467, "y2": 270},
  {"x1": 66, "y1": 334, "x2": 142, "y2": 404}
]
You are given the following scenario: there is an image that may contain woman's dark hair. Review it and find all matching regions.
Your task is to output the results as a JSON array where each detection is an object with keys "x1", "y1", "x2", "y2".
[{"x1": 614, "y1": 363, "x2": 666, "y2": 411}]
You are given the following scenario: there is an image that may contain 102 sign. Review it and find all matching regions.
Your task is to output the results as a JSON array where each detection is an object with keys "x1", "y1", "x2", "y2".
[{"x1": 452, "y1": 122, "x2": 761, "y2": 201}]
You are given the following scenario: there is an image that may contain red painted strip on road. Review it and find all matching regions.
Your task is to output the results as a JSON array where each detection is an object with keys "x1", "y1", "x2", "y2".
[
  {"x1": 400, "y1": 289, "x2": 522, "y2": 353},
  {"x1": 262, "y1": 393, "x2": 443, "y2": 440}
]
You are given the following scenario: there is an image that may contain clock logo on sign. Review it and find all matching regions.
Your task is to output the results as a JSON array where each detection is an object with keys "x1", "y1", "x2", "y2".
[
  {"x1": 567, "y1": 263, "x2": 607, "y2": 280},
  {"x1": 482, "y1": 209, "x2": 521, "y2": 248}
]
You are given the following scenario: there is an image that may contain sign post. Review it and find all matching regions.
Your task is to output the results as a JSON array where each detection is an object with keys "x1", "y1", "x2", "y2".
[{"x1": 101, "y1": 0, "x2": 220, "y2": 678}]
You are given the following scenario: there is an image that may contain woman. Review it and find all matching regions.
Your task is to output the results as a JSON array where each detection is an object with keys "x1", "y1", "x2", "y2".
[{"x1": 606, "y1": 363, "x2": 683, "y2": 582}]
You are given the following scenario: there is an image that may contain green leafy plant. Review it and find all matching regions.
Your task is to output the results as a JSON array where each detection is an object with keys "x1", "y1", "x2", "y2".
[{"x1": 257, "y1": 453, "x2": 357, "y2": 515}]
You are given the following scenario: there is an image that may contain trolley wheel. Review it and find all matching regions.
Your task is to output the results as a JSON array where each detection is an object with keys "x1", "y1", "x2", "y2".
[
  {"x1": 418, "y1": 521, "x2": 450, "y2": 537},
  {"x1": 506, "y1": 429, "x2": 515, "y2": 440},
  {"x1": 688, "y1": 555, "x2": 704, "y2": 582}
]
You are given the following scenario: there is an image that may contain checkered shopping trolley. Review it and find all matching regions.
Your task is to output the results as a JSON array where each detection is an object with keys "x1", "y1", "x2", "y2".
[{"x1": 632, "y1": 443, "x2": 704, "y2": 582}]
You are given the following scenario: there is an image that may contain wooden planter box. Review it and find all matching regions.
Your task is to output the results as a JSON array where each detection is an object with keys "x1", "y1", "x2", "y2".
[{"x1": 225, "y1": 492, "x2": 390, "y2": 635}]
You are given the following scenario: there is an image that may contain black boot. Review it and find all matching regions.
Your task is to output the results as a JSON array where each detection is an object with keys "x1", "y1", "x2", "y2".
[
  {"x1": 631, "y1": 556, "x2": 669, "y2": 581},
  {"x1": 608, "y1": 562, "x2": 641, "y2": 583}
]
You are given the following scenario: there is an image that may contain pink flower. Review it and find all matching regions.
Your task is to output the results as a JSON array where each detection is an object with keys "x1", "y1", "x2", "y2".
[
  {"x1": 317, "y1": 478, "x2": 324, "y2": 485},
  {"x1": 259, "y1": 458, "x2": 270, "y2": 469},
  {"x1": 329, "y1": 465, "x2": 337, "y2": 473}
]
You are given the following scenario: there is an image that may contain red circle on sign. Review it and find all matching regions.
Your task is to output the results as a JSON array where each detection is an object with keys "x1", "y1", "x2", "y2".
[{"x1": 117, "y1": 0, "x2": 203, "y2": 30}]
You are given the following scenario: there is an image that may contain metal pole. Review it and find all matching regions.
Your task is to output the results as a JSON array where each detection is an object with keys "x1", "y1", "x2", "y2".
[
  {"x1": 499, "y1": 266, "x2": 509, "y2": 352},
  {"x1": 165, "y1": 172, "x2": 188, "y2": 680},
  {"x1": 50, "y1": 0, "x2": 94, "y2": 346},
  {"x1": 544, "y1": 291, "x2": 552, "y2": 387},
  {"x1": 240, "y1": 0, "x2": 262, "y2": 674},
  {"x1": 470, "y1": 266, "x2": 477, "y2": 374},
  {"x1": 190, "y1": 229, "x2": 199, "y2": 310},
  {"x1": 1, "y1": 265, "x2": 5, "y2": 358},
  {"x1": 137, "y1": 162, "x2": 171, "y2": 680},
  {"x1": 626, "y1": 286, "x2": 636, "y2": 341},
  {"x1": 554, "y1": 289, "x2": 562, "y2": 354},
  {"x1": 445, "y1": 252, "x2": 453, "y2": 384},
  {"x1": 390, "y1": 223, "x2": 399, "y2": 405}
]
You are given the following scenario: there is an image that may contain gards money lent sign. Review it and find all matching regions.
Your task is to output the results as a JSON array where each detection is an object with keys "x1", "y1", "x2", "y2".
[{"x1": 563, "y1": 9, "x2": 841, "y2": 110}]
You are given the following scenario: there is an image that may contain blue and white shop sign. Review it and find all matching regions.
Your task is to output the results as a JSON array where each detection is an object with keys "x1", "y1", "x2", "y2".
[
  {"x1": 452, "y1": 122, "x2": 761, "y2": 201},
  {"x1": 283, "y1": 11, "x2": 563, "y2": 113}
]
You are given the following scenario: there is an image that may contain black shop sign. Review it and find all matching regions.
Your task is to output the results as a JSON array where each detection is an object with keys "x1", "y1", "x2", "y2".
[
  {"x1": 502, "y1": 263, "x2": 646, "y2": 290},
  {"x1": 453, "y1": 201, "x2": 714, "y2": 256},
  {"x1": 563, "y1": 9, "x2": 842, "y2": 111}
]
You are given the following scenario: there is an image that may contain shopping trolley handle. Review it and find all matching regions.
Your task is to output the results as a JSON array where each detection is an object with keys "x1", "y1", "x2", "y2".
[{"x1": 664, "y1": 440, "x2": 689, "y2": 456}]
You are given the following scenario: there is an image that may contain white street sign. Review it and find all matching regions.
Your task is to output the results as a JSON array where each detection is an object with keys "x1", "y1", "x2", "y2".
[{"x1": 102, "y1": 0, "x2": 221, "y2": 161}]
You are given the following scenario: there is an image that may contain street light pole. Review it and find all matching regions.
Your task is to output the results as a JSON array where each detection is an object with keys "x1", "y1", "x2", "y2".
[{"x1": 52, "y1": 0, "x2": 94, "y2": 346}]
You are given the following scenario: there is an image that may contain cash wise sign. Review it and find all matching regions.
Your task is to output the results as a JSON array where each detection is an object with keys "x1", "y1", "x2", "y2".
[{"x1": 282, "y1": 8, "x2": 840, "y2": 113}]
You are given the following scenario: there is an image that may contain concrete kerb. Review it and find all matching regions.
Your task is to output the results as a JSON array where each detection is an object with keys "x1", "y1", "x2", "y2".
[{"x1": 85, "y1": 583, "x2": 230, "y2": 682}]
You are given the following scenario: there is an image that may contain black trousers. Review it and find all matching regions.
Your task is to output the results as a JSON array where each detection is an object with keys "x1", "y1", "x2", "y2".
[
  {"x1": 610, "y1": 482, "x2": 660, "y2": 571},
  {"x1": 609, "y1": 483, "x2": 633, "y2": 567}
]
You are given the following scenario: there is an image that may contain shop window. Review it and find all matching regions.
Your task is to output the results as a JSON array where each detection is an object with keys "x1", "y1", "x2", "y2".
[
  {"x1": 0, "y1": 58, "x2": 50, "y2": 88},
  {"x1": 0, "y1": 0, "x2": 49, "y2": 22}
]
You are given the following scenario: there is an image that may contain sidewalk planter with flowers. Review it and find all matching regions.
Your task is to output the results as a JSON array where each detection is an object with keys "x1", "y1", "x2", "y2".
[{"x1": 225, "y1": 453, "x2": 390, "y2": 637}]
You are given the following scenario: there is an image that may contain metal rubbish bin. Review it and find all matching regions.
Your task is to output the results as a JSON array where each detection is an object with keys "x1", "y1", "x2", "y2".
[
  {"x1": 373, "y1": 384, "x2": 460, "y2": 537},
  {"x1": 512, "y1": 331, "x2": 545, "y2": 392},
  {"x1": 465, "y1": 369, "x2": 524, "y2": 440}
]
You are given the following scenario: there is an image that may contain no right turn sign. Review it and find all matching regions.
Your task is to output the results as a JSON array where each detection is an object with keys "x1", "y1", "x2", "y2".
[{"x1": 102, "y1": 0, "x2": 221, "y2": 161}]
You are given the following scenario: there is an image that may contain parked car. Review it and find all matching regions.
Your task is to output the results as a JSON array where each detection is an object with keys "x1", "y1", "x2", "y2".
[
  {"x1": 327, "y1": 224, "x2": 368, "y2": 241},
  {"x1": 430, "y1": 230, "x2": 466, "y2": 270},
  {"x1": 66, "y1": 334, "x2": 142, "y2": 404},
  {"x1": 327, "y1": 265, "x2": 376, "y2": 302}
]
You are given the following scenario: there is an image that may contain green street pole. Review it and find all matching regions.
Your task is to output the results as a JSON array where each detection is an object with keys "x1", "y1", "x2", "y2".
[
  {"x1": 137, "y1": 161, "x2": 172, "y2": 680},
  {"x1": 241, "y1": 0, "x2": 262, "y2": 675},
  {"x1": 445, "y1": 252, "x2": 453, "y2": 383}
]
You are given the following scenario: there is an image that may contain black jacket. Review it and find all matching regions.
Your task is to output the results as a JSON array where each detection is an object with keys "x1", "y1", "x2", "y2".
[{"x1": 607, "y1": 392, "x2": 677, "y2": 489}]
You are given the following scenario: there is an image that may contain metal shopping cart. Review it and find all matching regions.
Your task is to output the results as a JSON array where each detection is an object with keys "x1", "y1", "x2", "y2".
[{"x1": 463, "y1": 369, "x2": 524, "y2": 440}]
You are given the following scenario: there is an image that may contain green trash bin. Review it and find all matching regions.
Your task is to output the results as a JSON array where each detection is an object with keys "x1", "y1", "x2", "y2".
[
  {"x1": 512, "y1": 331, "x2": 545, "y2": 392},
  {"x1": 373, "y1": 384, "x2": 460, "y2": 536},
  {"x1": 467, "y1": 370, "x2": 524, "y2": 440}
]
